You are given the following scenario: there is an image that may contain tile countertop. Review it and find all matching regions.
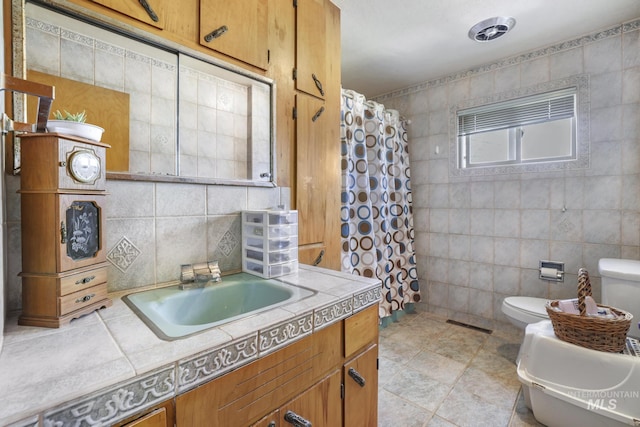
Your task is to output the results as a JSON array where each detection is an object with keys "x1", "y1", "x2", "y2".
[{"x1": 0, "y1": 265, "x2": 381, "y2": 427}]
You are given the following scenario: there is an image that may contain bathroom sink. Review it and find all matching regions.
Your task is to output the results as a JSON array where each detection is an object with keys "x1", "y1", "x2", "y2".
[{"x1": 123, "y1": 273, "x2": 315, "y2": 340}]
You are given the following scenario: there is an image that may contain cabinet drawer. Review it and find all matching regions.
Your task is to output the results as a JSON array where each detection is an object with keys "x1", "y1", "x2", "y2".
[
  {"x1": 59, "y1": 283, "x2": 108, "y2": 315},
  {"x1": 59, "y1": 264, "x2": 108, "y2": 296},
  {"x1": 344, "y1": 304, "x2": 378, "y2": 358}
]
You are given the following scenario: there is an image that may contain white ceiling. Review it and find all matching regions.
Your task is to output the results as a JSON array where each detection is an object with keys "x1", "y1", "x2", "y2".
[{"x1": 331, "y1": 0, "x2": 640, "y2": 97}]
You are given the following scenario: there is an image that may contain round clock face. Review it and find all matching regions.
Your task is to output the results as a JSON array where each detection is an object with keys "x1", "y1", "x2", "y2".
[{"x1": 68, "y1": 150, "x2": 101, "y2": 183}]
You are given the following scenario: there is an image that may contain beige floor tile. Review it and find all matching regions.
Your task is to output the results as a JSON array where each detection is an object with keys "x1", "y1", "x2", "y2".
[{"x1": 378, "y1": 309, "x2": 537, "y2": 427}]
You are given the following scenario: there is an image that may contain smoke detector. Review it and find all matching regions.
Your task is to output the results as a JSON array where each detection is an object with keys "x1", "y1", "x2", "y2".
[{"x1": 468, "y1": 16, "x2": 516, "y2": 42}]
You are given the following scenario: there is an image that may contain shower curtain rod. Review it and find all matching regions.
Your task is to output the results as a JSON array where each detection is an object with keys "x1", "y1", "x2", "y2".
[{"x1": 342, "y1": 89, "x2": 411, "y2": 124}]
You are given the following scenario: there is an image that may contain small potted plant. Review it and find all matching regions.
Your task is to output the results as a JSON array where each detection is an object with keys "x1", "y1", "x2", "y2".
[{"x1": 47, "y1": 109, "x2": 105, "y2": 142}]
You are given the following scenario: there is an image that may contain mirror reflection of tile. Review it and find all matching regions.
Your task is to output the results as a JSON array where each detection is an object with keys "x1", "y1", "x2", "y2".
[{"x1": 24, "y1": 3, "x2": 272, "y2": 182}]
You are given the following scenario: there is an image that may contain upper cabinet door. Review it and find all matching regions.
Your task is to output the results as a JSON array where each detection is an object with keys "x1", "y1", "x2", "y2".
[
  {"x1": 295, "y1": 0, "x2": 327, "y2": 99},
  {"x1": 89, "y1": 0, "x2": 166, "y2": 29},
  {"x1": 199, "y1": 0, "x2": 270, "y2": 70}
]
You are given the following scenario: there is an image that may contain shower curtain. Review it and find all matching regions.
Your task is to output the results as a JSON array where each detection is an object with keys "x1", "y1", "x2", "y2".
[{"x1": 340, "y1": 89, "x2": 420, "y2": 323}]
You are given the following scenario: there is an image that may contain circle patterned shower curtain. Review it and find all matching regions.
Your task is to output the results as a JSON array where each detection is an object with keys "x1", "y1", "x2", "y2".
[{"x1": 340, "y1": 89, "x2": 420, "y2": 319}]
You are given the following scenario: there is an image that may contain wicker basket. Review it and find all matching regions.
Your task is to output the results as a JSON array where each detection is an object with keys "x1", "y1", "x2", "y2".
[{"x1": 545, "y1": 268, "x2": 633, "y2": 353}]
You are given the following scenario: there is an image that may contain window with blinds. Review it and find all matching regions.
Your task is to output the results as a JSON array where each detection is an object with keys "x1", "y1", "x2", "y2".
[{"x1": 456, "y1": 87, "x2": 577, "y2": 169}]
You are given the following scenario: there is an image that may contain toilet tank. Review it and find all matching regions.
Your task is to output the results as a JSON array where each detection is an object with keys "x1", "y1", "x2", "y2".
[{"x1": 598, "y1": 258, "x2": 640, "y2": 339}]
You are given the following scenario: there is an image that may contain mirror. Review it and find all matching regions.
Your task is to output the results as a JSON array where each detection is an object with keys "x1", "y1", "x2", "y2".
[{"x1": 12, "y1": 1, "x2": 275, "y2": 185}]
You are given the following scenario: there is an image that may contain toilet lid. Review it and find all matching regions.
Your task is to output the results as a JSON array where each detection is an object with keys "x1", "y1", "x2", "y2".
[{"x1": 504, "y1": 296, "x2": 548, "y2": 316}]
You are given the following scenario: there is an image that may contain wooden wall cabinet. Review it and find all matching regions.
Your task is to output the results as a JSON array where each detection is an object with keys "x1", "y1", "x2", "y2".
[
  {"x1": 199, "y1": 0, "x2": 270, "y2": 70},
  {"x1": 295, "y1": 0, "x2": 328, "y2": 100},
  {"x1": 89, "y1": 0, "x2": 166, "y2": 29},
  {"x1": 294, "y1": 0, "x2": 342, "y2": 270},
  {"x1": 18, "y1": 133, "x2": 112, "y2": 328}
]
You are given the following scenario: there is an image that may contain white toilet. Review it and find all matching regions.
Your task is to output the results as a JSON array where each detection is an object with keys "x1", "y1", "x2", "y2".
[
  {"x1": 502, "y1": 258, "x2": 640, "y2": 339},
  {"x1": 501, "y1": 296, "x2": 548, "y2": 329}
]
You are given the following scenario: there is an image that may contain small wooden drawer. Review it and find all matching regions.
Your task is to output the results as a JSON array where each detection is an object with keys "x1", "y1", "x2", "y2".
[
  {"x1": 344, "y1": 304, "x2": 378, "y2": 359},
  {"x1": 59, "y1": 283, "x2": 108, "y2": 316},
  {"x1": 59, "y1": 264, "x2": 108, "y2": 296}
]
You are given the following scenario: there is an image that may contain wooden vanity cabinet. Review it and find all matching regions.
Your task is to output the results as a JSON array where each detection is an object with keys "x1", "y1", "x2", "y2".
[
  {"x1": 18, "y1": 133, "x2": 111, "y2": 328},
  {"x1": 343, "y1": 305, "x2": 379, "y2": 427},
  {"x1": 199, "y1": 0, "x2": 270, "y2": 70},
  {"x1": 176, "y1": 321, "x2": 342, "y2": 426},
  {"x1": 175, "y1": 304, "x2": 379, "y2": 427}
]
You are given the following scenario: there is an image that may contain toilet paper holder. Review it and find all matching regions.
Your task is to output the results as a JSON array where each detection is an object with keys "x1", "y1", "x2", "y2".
[{"x1": 539, "y1": 260, "x2": 564, "y2": 282}]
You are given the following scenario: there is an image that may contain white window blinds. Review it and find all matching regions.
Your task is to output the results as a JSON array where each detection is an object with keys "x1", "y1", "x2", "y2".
[{"x1": 457, "y1": 87, "x2": 577, "y2": 136}]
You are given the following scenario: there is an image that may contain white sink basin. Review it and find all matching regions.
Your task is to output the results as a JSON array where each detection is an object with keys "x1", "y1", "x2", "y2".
[{"x1": 123, "y1": 273, "x2": 315, "y2": 340}]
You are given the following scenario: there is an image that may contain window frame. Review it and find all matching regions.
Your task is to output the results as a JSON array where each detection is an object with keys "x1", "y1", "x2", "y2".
[{"x1": 449, "y1": 75, "x2": 590, "y2": 176}]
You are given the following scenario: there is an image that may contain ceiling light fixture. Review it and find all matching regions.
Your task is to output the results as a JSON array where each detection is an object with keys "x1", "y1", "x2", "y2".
[{"x1": 468, "y1": 16, "x2": 516, "y2": 42}]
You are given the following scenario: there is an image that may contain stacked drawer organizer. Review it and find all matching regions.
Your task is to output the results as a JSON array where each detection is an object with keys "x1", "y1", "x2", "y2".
[{"x1": 242, "y1": 210, "x2": 298, "y2": 278}]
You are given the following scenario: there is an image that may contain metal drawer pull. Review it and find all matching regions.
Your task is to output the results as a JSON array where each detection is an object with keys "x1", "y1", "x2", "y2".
[
  {"x1": 204, "y1": 25, "x2": 229, "y2": 42},
  {"x1": 284, "y1": 410, "x2": 312, "y2": 427},
  {"x1": 75, "y1": 275, "x2": 96, "y2": 285},
  {"x1": 76, "y1": 293, "x2": 95, "y2": 304},
  {"x1": 312, "y1": 73, "x2": 324, "y2": 96},
  {"x1": 138, "y1": 0, "x2": 159, "y2": 22},
  {"x1": 348, "y1": 367, "x2": 366, "y2": 387},
  {"x1": 311, "y1": 106, "x2": 324, "y2": 122}
]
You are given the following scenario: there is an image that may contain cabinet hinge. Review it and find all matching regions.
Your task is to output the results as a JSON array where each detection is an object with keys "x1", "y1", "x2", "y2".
[
  {"x1": 340, "y1": 383, "x2": 345, "y2": 400},
  {"x1": 377, "y1": 358, "x2": 379, "y2": 370},
  {"x1": 293, "y1": 0, "x2": 298, "y2": 7},
  {"x1": 292, "y1": 68, "x2": 297, "y2": 81},
  {"x1": 292, "y1": 107, "x2": 297, "y2": 120},
  {"x1": 267, "y1": 49, "x2": 270, "y2": 64}
]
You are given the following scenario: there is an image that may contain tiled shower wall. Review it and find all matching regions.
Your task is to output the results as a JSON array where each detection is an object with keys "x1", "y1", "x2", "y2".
[
  {"x1": 5, "y1": 175, "x2": 290, "y2": 311},
  {"x1": 380, "y1": 19, "x2": 640, "y2": 331}
]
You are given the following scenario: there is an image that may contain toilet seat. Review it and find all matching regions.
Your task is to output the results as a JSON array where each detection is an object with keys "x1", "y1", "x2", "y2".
[{"x1": 502, "y1": 296, "x2": 549, "y2": 329}]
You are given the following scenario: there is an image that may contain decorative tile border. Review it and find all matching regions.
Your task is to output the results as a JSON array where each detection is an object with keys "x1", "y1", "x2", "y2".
[
  {"x1": 259, "y1": 313, "x2": 314, "y2": 355},
  {"x1": 43, "y1": 366, "x2": 174, "y2": 426},
  {"x1": 177, "y1": 334, "x2": 258, "y2": 393},
  {"x1": 354, "y1": 287, "x2": 382, "y2": 312},
  {"x1": 375, "y1": 18, "x2": 640, "y2": 101},
  {"x1": 314, "y1": 297, "x2": 353, "y2": 330}
]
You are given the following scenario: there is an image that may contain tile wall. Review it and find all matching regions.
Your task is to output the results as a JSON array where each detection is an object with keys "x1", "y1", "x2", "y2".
[
  {"x1": 380, "y1": 20, "x2": 640, "y2": 331},
  {"x1": 5, "y1": 174, "x2": 290, "y2": 311}
]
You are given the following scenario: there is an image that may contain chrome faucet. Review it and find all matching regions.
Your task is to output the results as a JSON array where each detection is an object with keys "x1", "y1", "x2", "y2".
[{"x1": 179, "y1": 261, "x2": 221, "y2": 290}]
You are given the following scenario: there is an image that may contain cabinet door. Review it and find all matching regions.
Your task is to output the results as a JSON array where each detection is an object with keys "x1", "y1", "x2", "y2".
[
  {"x1": 343, "y1": 345, "x2": 378, "y2": 427},
  {"x1": 295, "y1": 93, "x2": 327, "y2": 251},
  {"x1": 280, "y1": 370, "x2": 342, "y2": 427},
  {"x1": 295, "y1": 0, "x2": 327, "y2": 99},
  {"x1": 89, "y1": 0, "x2": 166, "y2": 29},
  {"x1": 199, "y1": 0, "x2": 270, "y2": 70}
]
